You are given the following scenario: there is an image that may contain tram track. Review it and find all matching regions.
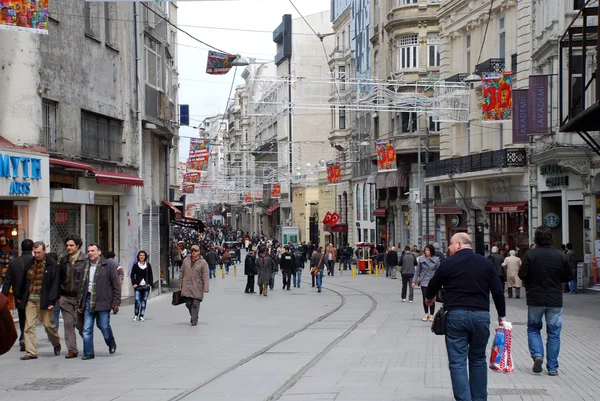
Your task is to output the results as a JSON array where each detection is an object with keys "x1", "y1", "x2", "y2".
[{"x1": 168, "y1": 280, "x2": 378, "y2": 401}]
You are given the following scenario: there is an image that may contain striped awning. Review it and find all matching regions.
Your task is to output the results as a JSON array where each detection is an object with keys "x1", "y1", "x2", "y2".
[{"x1": 376, "y1": 172, "x2": 387, "y2": 189}]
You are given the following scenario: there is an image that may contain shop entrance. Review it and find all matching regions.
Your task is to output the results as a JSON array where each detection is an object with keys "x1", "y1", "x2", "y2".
[
  {"x1": 86, "y1": 205, "x2": 114, "y2": 253},
  {"x1": 568, "y1": 204, "x2": 583, "y2": 261},
  {"x1": 541, "y1": 196, "x2": 562, "y2": 248}
]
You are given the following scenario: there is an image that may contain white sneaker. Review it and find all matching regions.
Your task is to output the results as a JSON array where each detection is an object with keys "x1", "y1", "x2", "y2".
[
  {"x1": 133, "y1": 316, "x2": 138, "y2": 321},
  {"x1": 402, "y1": 299, "x2": 406, "y2": 302},
  {"x1": 409, "y1": 300, "x2": 413, "y2": 303},
  {"x1": 139, "y1": 317, "x2": 146, "y2": 322}
]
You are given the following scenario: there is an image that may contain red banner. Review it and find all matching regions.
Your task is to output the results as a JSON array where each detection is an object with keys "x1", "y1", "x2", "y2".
[
  {"x1": 270, "y1": 184, "x2": 281, "y2": 198},
  {"x1": 482, "y1": 72, "x2": 513, "y2": 122},
  {"x1": 182, "y1": 185, "x2": 195, "y2": 194},
  {"x1": 322, "y1": 211, "x2": 332, "y2": 225},
  {"x1": 187, "y1": 139, "x2": 211, "y2": 172},
  {"x1": 326, "y1": 161, "x2": 342, "y2": 184},
  {"x1": 329, "y1": 212, "x2": 341, "y2": 226},
  {"x1": 206, "y1": 51, "x2": 237, "y2": 75},
  {"x1": 243, "y1": 193, "x2": 252, "y2": 204},
  {"x1": 376, "y1": 139, "x2": 397, "y2": 172},
  {"x1": 184, "y1": 172, "x2": 202, "y2": 184}
]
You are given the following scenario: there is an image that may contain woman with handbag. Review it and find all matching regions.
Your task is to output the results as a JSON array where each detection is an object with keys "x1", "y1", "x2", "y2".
[
  {"x1": 412, "y1": 244, "x2": 440, "y2": 322},
  {"x1": 131, "y1": 250, "x2": 154, "y2": 322}
]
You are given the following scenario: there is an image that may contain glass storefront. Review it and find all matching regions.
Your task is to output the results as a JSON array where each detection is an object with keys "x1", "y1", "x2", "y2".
[
  {"x1": 0, "y1": 200, "x2": 29, "y2": 309},
  {"x1": 86, "y1": 204, "x2": 114, "y2": 253}
]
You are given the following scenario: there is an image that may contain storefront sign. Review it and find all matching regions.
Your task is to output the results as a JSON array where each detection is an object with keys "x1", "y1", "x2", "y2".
[
  {"x1": 512, "y1": 89, "x2": 529, "y2": 143},
  {"x1": 540, "y1": 164, "x2": 569, "y2": 188},
  {"x1": 450, "y1": 214, "x2": 460, "y2": 227},
  {"x1": 0, "y1": 154, "x2": 42, "y2": 195},
  {"x1": 528, "y1": 75, "x2": 549, "y2": 134},
  {"x1": 54, "y1": 209, "x2": 69, "y2": 225},
  {"x1": 543, "y1": 212, "x2": 560, "y2": 228}
]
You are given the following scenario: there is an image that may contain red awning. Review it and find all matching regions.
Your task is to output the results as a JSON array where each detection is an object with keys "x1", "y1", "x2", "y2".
[
  {"x1": 373, "y1": 208, "x2": 387, "y2": 217},
  {"x1": 265, "y1": 205, "x2": 280, "y2": 215},
  {"x1": 162, "y1": 200, "x2": 182, "y2": 220},
  {"x1": 93, "y1": 170, "x2": 144, "y2": 187},
  {"x1": 49, "y1": 158, "x2": 93, "y2": 171},
  {"x1": 434, "y1": 205, "x2": 463, "y2": 215},
  {"x1": 485, "y1": 201, "x2": 528, "y2": 213},
  {"x1": 324, "y1": 223, "x2": 348, "y2": 233}
]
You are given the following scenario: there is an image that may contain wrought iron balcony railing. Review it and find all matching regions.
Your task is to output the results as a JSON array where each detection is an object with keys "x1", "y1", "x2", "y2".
[
  {"x1": 445, "y1": 73, "x2": 468, "y2": 82},
  {"x1": 474, "y1": 58, "x2": 505, "y2": 75},
  {"x1": 426, "y1": 148, "x2": 527, "y2": 178}
]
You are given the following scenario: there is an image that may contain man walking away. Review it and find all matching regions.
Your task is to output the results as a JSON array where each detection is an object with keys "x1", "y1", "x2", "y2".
[
  {"x1": 488, "y1": 246, "x2": 505, "y2": 294},
  {"x1": 244, "y1": 249, "x2": 257, "y2": 293},
  {"x1": 399, "y1": 246, "x2": 417, "y2": 302},
  {"x1": 1, "y1": 239, "x2": 34, "y2": 352},
  {"x1": 256, "y1": 247, "x2": 277, "y2": 296},
  {"x1": 19, "y1": 241, "x2": 61, "y2": 360},
  {"x1": 280, "y1": 247, "x2": 295, "y2": 290},
  {"x1": 59, "y1": 235, "x2": 87, "y2": 359},
  {"x1": 386, "y1": 247, "x2": 399, "y2": 279},
  {"x1": 79, "y1": 244, "x2": 121, "y2": 360},
  {"x1": 433, "y1": 242, "x2": 446, "y2": 261},
  {"x1": 340, "y1": 243, "x2": 352, "y2": 272},
  {"x1": 425, "y1": 233, "x2": 506, "y2": 401},
  {"x1": 565, "y1": 243, "x2": 578, "y2": 294},
  {"x1": 311, "y1": 247, "x2": 325, "y2": 293},
  {"x1": 519, "y1": 226, "x2": 572, "y2": 376},
  {"x1": 179, "y1": 245, "x2": 209, "y2": 326},
  {"x1": 205, "y1": 247, "x2": 218, "y2": 279},
  {"x1": 293, "y1": 248, "x2": 306, "y2": 288}
]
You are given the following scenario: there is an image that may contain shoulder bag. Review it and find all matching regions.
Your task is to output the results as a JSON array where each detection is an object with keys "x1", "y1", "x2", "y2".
[
  {"x1": 431, "y1": 307, "x2": 448, "y2": 335},
  {"x1": 172, "y1": 290, "x2": 185, "y2": 306},
  {"x1": 311, "y1": 255, "x2": 324, "y2": 276}
]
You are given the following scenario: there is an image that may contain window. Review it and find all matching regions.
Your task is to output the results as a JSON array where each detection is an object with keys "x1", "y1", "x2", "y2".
[
  {"x1": 401, "y1": 112, "x2": 418, "y2": 133},
  {"x1": 374, "y1": 115, "x2": 380, "y2": 139},
  {"x1": 339, "y1": 107, "x2": 346, "y2": 130},
  {"x1": 104, "y1": 3, "x2": 118, "y2": 49},
  {"x1": 427, "y1": 33, "x2": 440, "y2": 67},
  {"x1": 466, "y1": 33, "x2": 471, "y2": 73},
  {"x1": 399, "y1": 0, "x2": 418, "y2": 5},
  {"x1": 356, "y1": 184, "x2": 361, "y2": 220},
  {"x1": 331, "y1": 106, "x2": 336, "y2": 130},
  {"x1": 374, "y1": 51, "x2": 379, "y2": 79},
  {"x1": 374, "y1": 0, "x2": 379, "y2": 26},
  {"x1": 170, "y1": 31, "x2": 177, "y2": 61},
  {"x1": 362, "y1": 183, "x2": 368, "y2": 221},
  {"x1": 81, "y1": 110, "x2": 122, "y2": 161},
  {"x1": 145, "y1": 35, "x2": 162, "y2": 90},
  {"x1": 398, "y1": 34, "x2": 418, "y2": 70},
  {"x1": 342, "y1": 30, "x2": 346, "y2": 50},
  {"x1": 338, "y1": 66, "x2": 346, "y2": 90},
  {"x1": 369, "y1": 184, "x2": 375, "y2": 220},
  {"x1": 429, "y1": 116, "x2": 440, "y2": 132},
  {"x1": 499, "y1": 15, "x2": 506, "y2": 59},
  {"x1": 42, "y1": 99, "x2": 58, "y2": 151},
  {"x1": 84, "y1": 3, "x2": 99, "y2": 37},
  {"x1": 336, "y1": 35, "x2": 340, "y2": 50}
]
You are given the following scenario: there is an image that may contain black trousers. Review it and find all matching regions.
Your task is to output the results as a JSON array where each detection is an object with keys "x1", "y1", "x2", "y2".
[
  {"x1": 421, "y1": 286, "x2": 435, "y2": 315},
  {"x1": 401, "y1": 274, "x2": 414, "y2": 301},
  {"x1": 17, "y1": 307, "x2": 25, "y2": 342},
  {"x1": 282, "y1": 271, "x2": 292, "y2": 289},
  {"x1": 245, "y1": 275, "x2": 255, "y2": 293}
]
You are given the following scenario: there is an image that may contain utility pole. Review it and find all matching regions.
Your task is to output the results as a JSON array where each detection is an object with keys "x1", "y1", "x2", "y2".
[
  {"x1": 425, "y1": 126, "x2": 430, "y2": 246},
  {"x1": 417, "y1": 124, "x2": 422, "y2": 249}
]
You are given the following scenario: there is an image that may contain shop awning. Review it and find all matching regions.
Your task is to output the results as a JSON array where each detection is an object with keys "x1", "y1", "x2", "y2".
[
  {"x1": 49, "y1": 158, "x2": 93, "y2": 171},
  {"x1": 324, "y1": 223, "x2": 349, "y2": 233},
  {"x1": 162, "y1": 200, "x2": 182, "y2": 220},
  {"x1": 434, "y1": 205, "x2": 463, "y2": 215},
  {"x1": 366, "y1": 172, "x2": 378, "y2": 184},
  {"x1": 373, "y1": 208, "x2": 387, "y2": 217},
  {"x1": 376, "y1": 173, "x2": 387, "y2": 189},
  {"x1": 485, "y1": 201, "x2": 528, "y2": 213},
  {"x1": 384, "y1": 170, "x2": 409, "y2": 188},
  {"x1": 265, "y1": 205, "x2": 280, "y2": 215},
  {"x1": 93, "y1": 170, "x2": 144, "y2": 187}
]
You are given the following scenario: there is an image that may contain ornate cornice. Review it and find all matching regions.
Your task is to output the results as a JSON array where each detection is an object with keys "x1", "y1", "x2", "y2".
[{"x1": 557, "y1": 160, "x2": 591, "y2": 176}]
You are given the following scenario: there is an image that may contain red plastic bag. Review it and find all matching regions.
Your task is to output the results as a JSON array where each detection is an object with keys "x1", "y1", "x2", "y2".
[{"x1": 489, "y1": 322, "x2": 513, "y2": 373}]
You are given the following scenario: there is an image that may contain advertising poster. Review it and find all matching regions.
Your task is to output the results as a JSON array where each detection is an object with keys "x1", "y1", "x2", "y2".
[
  {"x1": 528, "y1": 75, "x2": 549, "y2": 134},
  {"x1": 187, "y1": 139, "x2": 210, "y2": 172},
  {"x1": 326, "y1": 161, "x2": 342, "y2": 184},
  {"x1": 376, "y1": 139, "x2": 397, "y2": 172},
  {"x1": 206, "y1": 51, "x2": 237, "y2": 75},
  {"x1": 243, "y1": 193, "x2": 252, "y2": 204},
  {"x1": 183, "y1": 172, "x2": 202, "y2": 184},
  {"x1": 253, "y1": 188, "x2": 263, "y2": 201},
  {"x1": 182, "y1": 185, "x2": 195, "y2": 194},
  {"x1": 270, "y1": 184, "x2": 281, "y2": 198},
  {"x1": 512, "y1": 89, "x2": 529, "y2": 143},
  {"x1": 0, "y1": 0, "x2": 48, "y2": 35},
  {"x1": 482, "y1": 72, "x2": 513, "y2": 122}
]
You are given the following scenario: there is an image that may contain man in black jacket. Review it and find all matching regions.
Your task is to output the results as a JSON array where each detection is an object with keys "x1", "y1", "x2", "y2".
[
  {"x1": 292, "y1": 248, "x2": 306, "y2": 288},
  {"x1": 386, "y1": 247, "x2": 399, "y2": 279},
  {"x1": 426, "y1": 233, "x2": 506, "y2": 401},
  {"x1": 244, "y1": 249, "x2": 257, "y2": 293},
  {"x1": 488, "y1": 246, "x2": 505, "y2": 293},
  {"x1": 18, "y1": 241, "x2": 61, "y2": 360},
  {"x1": 1, "y1": 239, "x2": 34, "y2": 351},
  {"x1": 519, "y1": 226, "x2": 572, "y2": 376},
  {"x1": 280, "y1": 247, "x2": 295, "y2": 290}
]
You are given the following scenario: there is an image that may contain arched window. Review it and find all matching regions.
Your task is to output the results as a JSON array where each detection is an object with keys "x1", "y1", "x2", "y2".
[
  {"x1": 356, "y1": 184, "x2": 361, "y2": 221},
  {"x1": 363, "y1": 183, "x2": 368, "y2": 221}
]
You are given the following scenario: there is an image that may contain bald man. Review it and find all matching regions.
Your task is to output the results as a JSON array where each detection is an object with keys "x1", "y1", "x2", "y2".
[{"x1": 425, "y1": 232, "x2": 506, "y2": 401}]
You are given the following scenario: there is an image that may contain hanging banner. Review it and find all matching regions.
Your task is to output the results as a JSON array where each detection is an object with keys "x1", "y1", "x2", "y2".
[
  {"x1": 326, "y1": 161, "x2": 342, "y2": 184},
  {"x1": 528, "y1": 75, "x2": 549, "y2": 134},
  {"x1": 253, "y1": 188, "x2": 263, "y2": 201},
  {"x1": 182, "y1": 185, "x2": 195, "y2": 194},
  {"x1": 185, "y1": 204, "x2": 195, "y2": 219},
  {"x1": 270, "y1": 184, "x2": 281, "y2": 198},
  {"x1": 0, "y1": 0, "x2": 48, "y2": 35},
  {"x1": 482, "y1": 72, "x2": 513, "y2": 122},
  {"x1": 183, "y1": 172, "x2": 202, "y2": 184},
  {"x1": 187, "y1": 139, "x2": 211, "y2": 172},
  {"x1": 512, "y1": 89, "x2": 529, "y2": 143},
  {"x1": 243, "y1": 193, "x2": 252, "y2": 204},
  {"x1": 206, "y1": 51, "x2": 237, "y2": 75},
  {"x1": 329, "y1": 212, "x2": 341, "y2": 226},
  {"x1": 376, "y1": 139, "x2": 397, "y2": 172}
]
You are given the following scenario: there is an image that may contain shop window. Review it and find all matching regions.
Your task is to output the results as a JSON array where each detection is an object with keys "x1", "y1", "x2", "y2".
[
  {"x1": 50, "y1": 204, "x2": 81, "y2": 253},
  {"x1": 0, "y1": 201, "x2": 28, "y2": 308},
  {"x1": 86, "y1": 205, "x2": 114, "y2": 255},
  {"x1": 81, "y1": 110, "x2": 122, "y2": 161}
]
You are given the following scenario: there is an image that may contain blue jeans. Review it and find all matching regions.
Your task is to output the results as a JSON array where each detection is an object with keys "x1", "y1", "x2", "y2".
[
  {"x1": 568, "y1": 280, "x2": 577, "y2": 293},
  {"x1": 445, "y1": 310, "x2": 490, "y2": 401},
  {"x1": 341, "y1": 257, "x2": 350, "y2": 271},
  {"x1": 83, "y1": 296, "x2": 115, "y2": 356},
  {"x1": 316, "y1": 269, "x2": 324, "y2": 289},
  {"x1": 270, "y1": 272, "x2": 276, "y2": 289},
  {"x1": 294, "y1": 268, "x2": 303, "y2": 287},
  {"x1": 209, "y1": 264, "x2": 216, "y2": 278},
  {"x1": 134, "y1": 288, "x2": 149, "y2": 317},
  {"x1": 224, "y1": 262, "x2": 230, "y2": 273},
  {"x1": 54, "y1": 302, "x2": 61, "y2": 330},
  {"x1": 527, "y1": 306, "x2": 562, "y2": 372}
]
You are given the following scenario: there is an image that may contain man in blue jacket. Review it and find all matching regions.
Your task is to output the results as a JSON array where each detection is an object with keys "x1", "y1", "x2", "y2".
[{"x1": 426, "y1": 233, "x2": 506, "y2": 401}]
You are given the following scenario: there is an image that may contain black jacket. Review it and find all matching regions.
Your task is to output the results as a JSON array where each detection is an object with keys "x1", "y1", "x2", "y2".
[
  {"x1": 79, "y1": 257, "x2": 121, "y2": 312},
  {"x1": 59, "y1": 250, "x2": 87, "y2": 297},
  {"x1": 519, "y1": 246, "x2": 572, "y2": 307},
  {"x1": 487, "y1": 253, "x2": 505, "y2": 278},
  {"x1": 386, "y1": 251, "x2": 399, "y2": 267},
  {"x1": 19, "y1": 254, "x2": 60, "y2": 310},
  {"x1": 294, "y1": 251, "x2": 306, "y2": 268},
  {"x1": 1, "y1": 251, "x2": 34, "y2": 309},
  {"x1": 244, "y1": 254, "x2": 257, "y2": 275},
  {"x1": 131, "y1": 263, "x2": 154, "y2": 288},
  {"x1": 279, "y1": 252, "x2": 295, "y2": 272}
]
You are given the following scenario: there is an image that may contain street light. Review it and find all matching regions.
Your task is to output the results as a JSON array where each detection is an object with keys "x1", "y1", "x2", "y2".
[
  {"x1": 232, "y1": 56, "x2": 250, "y2": 67},
  {"x1": 464, "y1": 73, "x2": 482, "y2": 83}
]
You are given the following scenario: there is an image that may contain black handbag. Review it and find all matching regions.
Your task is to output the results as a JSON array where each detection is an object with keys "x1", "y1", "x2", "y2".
[
  {"x1": 436, "y1": 288, "x2": 445, "y2": 303},
  {"x1": 172, "y1": 290, "x2": 185, "y2": 306},
  {"x1": 431, "y1": 307, "x2": 448, "y2": 335}
]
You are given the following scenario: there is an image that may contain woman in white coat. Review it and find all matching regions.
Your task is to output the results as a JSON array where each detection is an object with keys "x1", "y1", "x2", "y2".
[{"x1": 502, "y1": 250, "x2": 522, "y2": 298}]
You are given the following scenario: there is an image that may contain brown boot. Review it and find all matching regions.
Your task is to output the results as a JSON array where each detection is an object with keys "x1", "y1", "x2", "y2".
[
  {"x1": 515, "y1": 288, "x2": 521, "y2": 299},
  {"x1": 507, "y1": 287, "x2": 513, "y2": 298}
]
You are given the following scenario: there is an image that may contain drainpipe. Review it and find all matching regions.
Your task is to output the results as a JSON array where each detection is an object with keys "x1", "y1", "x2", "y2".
[{"x1": 134, "y1": 3, "x2": 144, "y2": 254}]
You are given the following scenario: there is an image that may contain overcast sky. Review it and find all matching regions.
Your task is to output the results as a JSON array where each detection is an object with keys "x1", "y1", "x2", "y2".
[{"x1": 177, "y1": 0, "x2": 330, "y2": 161}]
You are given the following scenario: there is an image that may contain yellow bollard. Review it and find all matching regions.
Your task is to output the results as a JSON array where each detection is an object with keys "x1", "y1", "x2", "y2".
[
  {"x1": 351, "y1": 265, "x2": 355, "y2": 279},
  {"x1": 368, "y1": 260, "x2": 372, "y2": 275},
  {"x1": 375, "y1": 262, "x2": 379, "y2": 277},
  {"x1": 234, "y1": 266, "x2": 237, "y2": 277},
  {"x1": 222, "y1": 267, "x2": 225, "y2": 279}
]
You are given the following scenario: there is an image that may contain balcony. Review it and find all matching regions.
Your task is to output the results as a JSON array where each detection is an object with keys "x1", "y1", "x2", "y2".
[
  {"x1": 445, "y1": 73, "x2": 468, "y2": 83},
  {"x1": 426, "y1": 148, "x2": 527, "y2": 178},
  {"x1": 474, "y1": 58, "x2": 505, "y2": 75}
]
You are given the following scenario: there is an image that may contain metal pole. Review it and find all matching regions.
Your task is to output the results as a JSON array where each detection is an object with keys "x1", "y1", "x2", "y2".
[
  {"x1": 417, "y1": 127, "x2": 422, "y2": 249},
  {"x1": 425, "y1": 126, "x2": 430, "y2": 246},
  {"x1": 288, "y1": 58, "x2": 293, "y2": 230}
]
